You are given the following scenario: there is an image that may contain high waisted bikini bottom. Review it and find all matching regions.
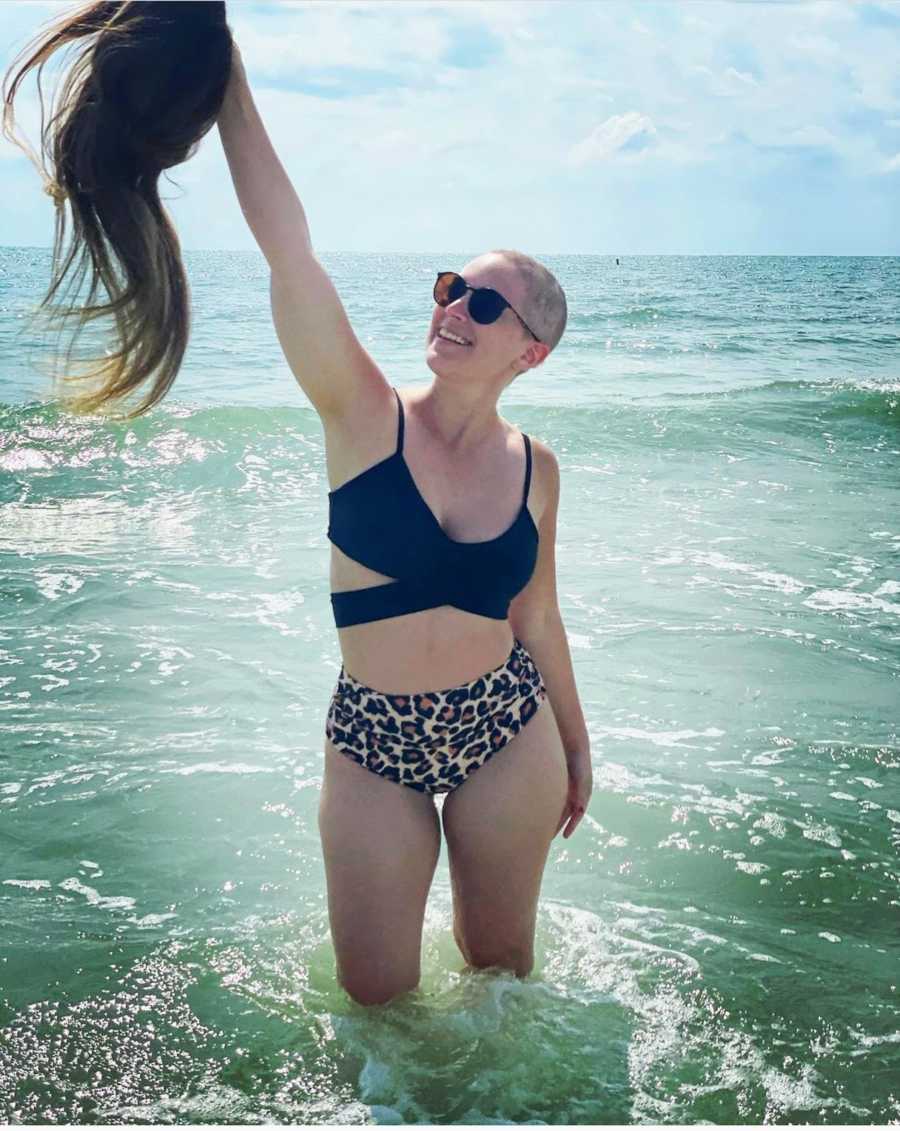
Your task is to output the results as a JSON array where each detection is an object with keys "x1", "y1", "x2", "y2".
[{"x1": 325, "y1": 637, "x2": 548, "y2": 794}]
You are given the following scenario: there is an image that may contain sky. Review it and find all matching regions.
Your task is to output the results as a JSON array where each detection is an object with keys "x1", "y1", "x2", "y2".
[{"x1": 1, "y1": 0, "x2": 899, "y2": 255}]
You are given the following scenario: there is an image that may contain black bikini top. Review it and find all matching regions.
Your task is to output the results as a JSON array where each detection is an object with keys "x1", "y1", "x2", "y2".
[{"x1": 327, "y1": 387, "x2": 538, "y2": 628}]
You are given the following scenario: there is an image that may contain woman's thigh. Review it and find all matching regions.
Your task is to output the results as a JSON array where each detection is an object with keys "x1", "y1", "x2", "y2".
[
  {"x1": 318, "y1": 737, "x2": 442, "y2": 1005},
  {"x1": 440, "y1": 696, "x2": 568, "y2": 974}
]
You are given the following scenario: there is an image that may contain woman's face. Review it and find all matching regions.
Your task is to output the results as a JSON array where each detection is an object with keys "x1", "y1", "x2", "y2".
[{"x1": 424, "y1": 254, "x2": 546, "y2": 384}]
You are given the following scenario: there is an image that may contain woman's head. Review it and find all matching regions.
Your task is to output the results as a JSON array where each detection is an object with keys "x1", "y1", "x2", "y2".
[
  {"x1": 425, "y1": 249, "x2": 567, "y2": 390},
  {"x1": 1, "y1": 0, "x2": 233, "y2": 419}
]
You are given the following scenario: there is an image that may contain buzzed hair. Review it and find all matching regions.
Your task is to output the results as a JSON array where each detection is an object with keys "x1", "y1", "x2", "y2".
[{"x1": 488, "y1": 249, "x2": 568, "y2": 353}]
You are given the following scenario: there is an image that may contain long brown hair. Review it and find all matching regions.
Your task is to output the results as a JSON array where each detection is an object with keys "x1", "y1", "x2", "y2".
[{"x1": 2, "y1": 1, "x2": 232, "y2": 420}]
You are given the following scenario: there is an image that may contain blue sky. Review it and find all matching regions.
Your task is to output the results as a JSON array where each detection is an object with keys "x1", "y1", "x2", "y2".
[{"x1": 1, "y1": 0, "x2": 899, "y2": 254}]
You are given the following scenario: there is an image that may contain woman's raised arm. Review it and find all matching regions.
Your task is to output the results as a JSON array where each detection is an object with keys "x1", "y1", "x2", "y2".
[
  {"x1": 217, "y1": 45, "x2": 388, "y2": 423},
  {"x1": 217, "y1": 44, "x2": 312, "y2": 267}
]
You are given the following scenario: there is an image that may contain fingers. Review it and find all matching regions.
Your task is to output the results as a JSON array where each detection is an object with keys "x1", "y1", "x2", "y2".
[
  {"x1": 555, "y1": 796, "x2": 591, "y2": 839},
  {"x1": 562, "y1": 804, "x2": 585, "y2": 838}
]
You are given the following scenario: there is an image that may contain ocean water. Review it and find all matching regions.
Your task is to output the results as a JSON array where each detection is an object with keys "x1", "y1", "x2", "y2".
[{"x1": 0, "y1": 248, "x2": 898, "y2": 1125}]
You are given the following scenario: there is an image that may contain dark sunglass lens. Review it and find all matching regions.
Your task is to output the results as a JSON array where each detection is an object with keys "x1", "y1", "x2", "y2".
[
  {"x1": 447, "y1": 273, "x2": 467, "y2": 302},
  {"x1": 435, "y1": 272, "x2": 466, "y2": 306},
  {"x1": 469, "y1": 288, "x2": 505, "y2": 325}
]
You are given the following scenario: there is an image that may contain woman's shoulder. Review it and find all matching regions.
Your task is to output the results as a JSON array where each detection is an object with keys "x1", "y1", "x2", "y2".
[
  {"x1": 517, "y1": 433, "x2": 558, "y2": 525},
  {"x1": 524, "y1": 433, "x2": 558, "y2": 476}
]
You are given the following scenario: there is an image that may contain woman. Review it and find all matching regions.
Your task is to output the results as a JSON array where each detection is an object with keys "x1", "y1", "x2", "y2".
[{"x1": 3, "y1": 1, "x2": 592, "y2": 1008}]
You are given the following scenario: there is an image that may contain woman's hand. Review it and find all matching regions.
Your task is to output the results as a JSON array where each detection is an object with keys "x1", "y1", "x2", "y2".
[
  {"x1": 555, "y1": 750, "x2": 593, "y2": 839},
  {"x1": 224, "y1": 38, "x2": 246, "y2": 91},
  {"x1": 219, "y1": 38, "x2": 249, "y2": 121}
]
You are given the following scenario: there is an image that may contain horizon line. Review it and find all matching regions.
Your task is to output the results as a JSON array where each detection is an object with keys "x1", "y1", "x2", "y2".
[{"x1": 1, "y1": 244, "x2": 898, "y2": 258}]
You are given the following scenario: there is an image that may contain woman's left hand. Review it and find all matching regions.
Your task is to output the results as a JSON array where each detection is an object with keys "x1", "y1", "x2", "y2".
[{"x1": 555, "y1": 750, "x2": 593, "y2": 839}]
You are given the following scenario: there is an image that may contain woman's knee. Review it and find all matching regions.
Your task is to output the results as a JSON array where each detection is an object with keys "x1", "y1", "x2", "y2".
[
  {"x1": 464, "y1": 941, "x2": 534, "y2": 979},
  {"x1": 338, "y1": 967, "x2": 420, "y2": 1007}
]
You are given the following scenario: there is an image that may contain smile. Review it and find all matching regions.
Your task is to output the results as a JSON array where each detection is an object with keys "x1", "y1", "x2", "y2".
[{"x1": 437, "y1": 327, "x2": 472, "y2": 346}]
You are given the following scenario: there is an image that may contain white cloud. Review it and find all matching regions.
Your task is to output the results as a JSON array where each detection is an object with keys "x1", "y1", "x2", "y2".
[
  {"x1": 848, "y1": 57, "x2": 900, "y2": 113},
  {"x1": 882, "y1": 153, "x2": 900, "y2": 173},
  {"x1": 725, "y1": 67, "x2": 758, "y2": 87},
  {"x1": 567, "y1": 112, "x2": 657, "y2": 168},
  {"x1": 785, "y1": 125, "x2": 839, "y2": 148},
  {"x1": 233, "y1": 8, "x2": 447, "y2": 76},
  {"x1": 789, "y1": 33, "x2": 841, "y2": 61},
  {"x1": 1, "y1": 0, "x2": 898, "y2": 251}
]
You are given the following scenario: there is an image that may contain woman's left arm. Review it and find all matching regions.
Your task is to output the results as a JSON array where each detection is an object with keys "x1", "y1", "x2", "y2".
[
  {"x1": 517, "y1": 615, "x2": 593, "y2": 840},
  {"x1": 509, "y1": 444, "x2": 593, "y2": 838}
]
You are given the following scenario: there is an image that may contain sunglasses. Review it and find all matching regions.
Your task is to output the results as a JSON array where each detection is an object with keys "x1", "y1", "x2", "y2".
[{"x1": 433, "y1": 271, "x2": 542, "y2": 343}]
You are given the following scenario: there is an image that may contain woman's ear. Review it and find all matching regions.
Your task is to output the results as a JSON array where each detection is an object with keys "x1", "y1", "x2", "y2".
[{"x1": 521, "y1": 341, "x2": 551, "y2": 371}]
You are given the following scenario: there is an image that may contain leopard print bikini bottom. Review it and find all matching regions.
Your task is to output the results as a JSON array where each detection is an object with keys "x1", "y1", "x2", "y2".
[{"x1": 325, "y1": 637, "x2": 548, "y2": 794}]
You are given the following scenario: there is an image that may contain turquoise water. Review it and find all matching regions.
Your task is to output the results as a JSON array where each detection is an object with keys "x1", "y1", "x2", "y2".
[{"x1": 1, "y1": 249, "x2": 898, "y2": 1124}]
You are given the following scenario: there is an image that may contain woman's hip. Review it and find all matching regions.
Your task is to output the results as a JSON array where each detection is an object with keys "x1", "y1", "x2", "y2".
[{"x1": 324, "y1": 637, "x2": 548, "y2": 795}]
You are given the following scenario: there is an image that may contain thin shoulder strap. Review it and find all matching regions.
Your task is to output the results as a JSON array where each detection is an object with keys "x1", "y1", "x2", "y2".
[
  {"x1": 392, "y1": 386, "x2": 405, "y2": 454},
  {"x1": 522, "y1": 433, "x2": 532, "y2": 504}
]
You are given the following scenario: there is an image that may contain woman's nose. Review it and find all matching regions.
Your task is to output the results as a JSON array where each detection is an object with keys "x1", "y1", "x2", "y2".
[{"x1": 447, "y1": 290, "x2": 470, "y2": 313}]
